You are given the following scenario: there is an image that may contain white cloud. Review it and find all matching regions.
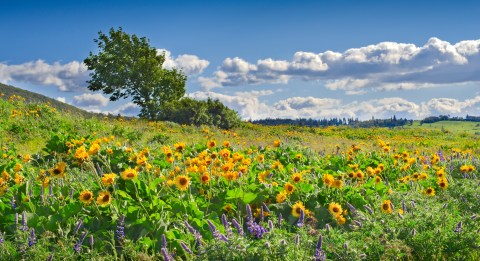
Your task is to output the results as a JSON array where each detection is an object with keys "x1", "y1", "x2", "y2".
[
  {"x1": 158, "y1": 49, "x2": 209, "y2": 75},
  {"x1": 200, "y1": 37, "x2": 480, "y2": 93},
  {"x1": 73, "y1": 93, "x2": 109, "y2": 108},
  {"x1": 112, "y1": 102, "x2": 141, "y2": 116},
  {"x1": 426, "y1": 96, "x2": 480, "y2": 114},
  {"x1": 56, "y1": 97, "x2": 66, "y2": 103},
  {"x1": 0, "y1": 60, "x2": 89, "y2": 91}
]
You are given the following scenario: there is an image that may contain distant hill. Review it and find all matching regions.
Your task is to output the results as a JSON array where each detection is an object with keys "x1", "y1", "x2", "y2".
[{"x1": 0, "y1": 83, "x2": 96, "y2": 117}]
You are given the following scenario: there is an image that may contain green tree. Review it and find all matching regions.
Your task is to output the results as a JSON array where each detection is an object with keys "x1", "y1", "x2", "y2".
[{"x1": 84, "y1": 27, "x2": 186, "y2": 120}]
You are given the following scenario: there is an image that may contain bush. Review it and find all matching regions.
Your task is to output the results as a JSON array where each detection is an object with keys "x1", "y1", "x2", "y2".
[{"x1": 160, "y1": 97, "x2": 241, "y2": 129}]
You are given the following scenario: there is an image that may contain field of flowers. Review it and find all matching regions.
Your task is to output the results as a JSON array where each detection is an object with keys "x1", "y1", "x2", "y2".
[{"x1": 0, "y1": 94, "x2": 479, "y2": 260}]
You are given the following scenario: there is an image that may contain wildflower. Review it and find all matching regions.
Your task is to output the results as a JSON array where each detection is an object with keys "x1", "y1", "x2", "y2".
[
  {"x1": 284, "y1": 182, "x2": 295, "y2": 195},
  {"x1": 364, "y1": 204, "x2": 374, "y2": 214},
  {"x1": 207, "y1": 140, "x2": 216, "y2": 149},
  {"x1": 221, "y1": 214, "x2": 233, "y2": 237},
  {"x1": 437, "y1": 178, "x2": 448, "y2": 189},
  {"x1": 74, "y1": 231, "x2": 88, "y2": 253},
  {"x1": 101, "y1": 173, "x2": 117, "y2": 186},
  {"x1": 14, "y1": 163, "x2": 22, "y2": 172},
  {"x1": 424, "y1": 187, "x2": 435, "y2": 196},
  {"x1": 314, "y1": 235, "x2": 326, "y2": 261},
  {"x1": 333, "y1": 179, "x2": 343, "y2": 189},
  {"x1": 180, "y1": 242, "x2": 193, "y2": 254},
  {"x1": 79, "y1": 190, "x2": 94, "y2": 205},
  {"x1": 322, "y1": 174, "x2": 334, "y2": 187},
  {"x1": 73, "y1": 219, "x2": 84, "y2": 235},
  {"x1": 232, "y1": 218, "x2": 244, "y2": 236},
  {"x1": 74, "y1": 146, "x2": 89, "y2": 162},
  {"x1": 174, "y1": 142, "x2": 186, "y2": 152},
  {"x1": 276, "y1": 191, "x2": 287, "y2": 203},
  {"x1": 257, "y1": 154, "x2": 264, "y2": 163},
  {"x1": 200, "y1": 172, "x2": 210, "y2": 184},
  {"x1": 14, "y1": 173, "x2": 24, "y2": 185},
  {"x1": 10, "y1": 195, "x2": 16, "y2": 210},
  {"x1": 20, "y1": 211, "x2": 28, "y2": 231},
  {"x1": 374, "y1": 175, "x2": 382, "y2": 184},
  {"x1": 223, "y1": 141, "x2": 230, "y2": 148},
  {"x1": 381, "y1": 200, "x2": 393, "y2": 214},
  {"x1": 121, "y1": 168, "x2": 138, "y2": 180},
  {"x1": 296, "y1": 209, "x2": 305, "y2": 227},
  {"x1": 88, "y1": 143, "x2": 101, "y2": 155},
  {"x1": 292, "y1": 201, "x2": 307, "y2": 218},
  {"x1": 49, "y1": 162, "x2": 66, "y2": 178},
  {"x1": 175, "y1": 175, "x2": 191, "y2": 191},
  {"x1": 96, "y1": 191, "x2": 112, "y2": 207},
  {"x1": 291, "y1": 173, "x2": 303, "y2": 183},
  {"x1": 28, "y1": 228, "x2": 37, "y2": 247},
  {"x1": 328, "y1": 202, "x2": 343, "y2": 217},
  {"x1": 273, "y1": 140, "x2": 281, "y2": 147},
  {"x1": 454, "y1": 221, "x2": 463, "y2": 233},
  {"x1": 116, "y1": 214, "x2": 125, "y2": 241},
  {"x1": 22, "y1": 154, "x2": 32, "y2": 163}
]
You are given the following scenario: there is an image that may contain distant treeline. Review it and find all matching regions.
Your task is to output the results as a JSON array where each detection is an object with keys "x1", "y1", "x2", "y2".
[
  {"x1": 250, "y1": 116, "x2": 413, "y2": 128},
  {"x1": 421, "y1": 115, "x2": 480, "y2": 124}
]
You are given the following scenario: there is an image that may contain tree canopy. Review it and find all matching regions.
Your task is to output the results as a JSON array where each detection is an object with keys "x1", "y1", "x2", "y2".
[{"x1": 84, "y1": 27, "x2": 186, "y2": 120}]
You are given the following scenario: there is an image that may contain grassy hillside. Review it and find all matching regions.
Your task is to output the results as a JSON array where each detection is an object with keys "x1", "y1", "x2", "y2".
[
  {"x1": 405, "y1": 120, "x2": 480, "y2": 135},
  {"x1": 0, "y1": 91, "x2": 479, "y2": 260},
  {"x1": 0, "y1": 83, "x2": 97, "y2": 117}
]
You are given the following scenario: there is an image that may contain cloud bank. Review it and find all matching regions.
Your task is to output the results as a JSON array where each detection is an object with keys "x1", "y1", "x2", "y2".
[
  {"x1": 199, "y1": 38, "x2": 480, "y2": 93},
  {"x1": 0, "y1": 49, "x2": 209, "y2": 92},
  {"x1": 188, "y1": 91, "x2": 480, "y2": 121}
]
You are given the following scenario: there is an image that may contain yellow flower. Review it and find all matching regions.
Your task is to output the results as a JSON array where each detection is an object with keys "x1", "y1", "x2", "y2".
[
  {"x1": 276, "y1": 191, "x2": 287, "y2": 203},
  {"x1": 257, "y1": 154, "x2": 265, "y2": 163},
  {"x1": 49, "y1": 162, "x2": 66, "y2": 178},
  {"x1": 2, "y1": 170, "x2": 11, "y2": 181},
  {"x1": 291, "y1": 173, "x2": 302, "y2": 183},
  {"x1": 374, "y1": 175, "x2": 382, "y2": 184},
  {"x1": 175, "y1": 175, "x2": 191, "y2": 191},
  {"x1": 101, "y1": 173, "x2": 117, "y2": 186},
  {"x1": 220, "y1": 148, "x2": 230, "y2": 160},
  {"x1": 200, "y1": 172, "x2": 210, "y2": 184},
  {"x1": 291, "y1": 201, "x2": 307, "y2": 218},
  {"x1": 174, "y1": 142, "x2": 186, "y2": 152},
  {"x1": 106, "y1": 148, "x2": 113, "y2": 154},
  {"x1": 437, "y1": 178, "x2": 448, "y2": 190},
  {"x1": 424, "y1": 187, "x2": 435, "y2": 196},
  {"x1": 223, "y1": 141, "x2": 231, "y2": 148},
  {"x1": 284, "y1": 182, "x2": 295, "y2": 195},
  {"x1": 96, "y1": 191, "x2": 112, "y2": 207},
  {"x1": 322, "y1": 174, "x2": 334, "y2": 187},
  {"x1": 273, "y1": 140, "x2": 281, "y2": 147},
  {"x1": 328, "y1": 202, "x2": 343, "y2": 217},
  {"x1": 88, "y1": 143, "x2": 101, "y2": 155},
  {"x1": 295, "y1": 154, "x2": 302, "y2": 159},
  {"x1": 79, "y1": 190, "x2": 94, "y2": 205},
  {"x1": 333, "y1": 179, "x2": 343, "y2": 189},
  {"x1": 22, "y1": 154, "x2": 32, "y2": 163},
  {"x1": 74, "y1": 146, "x2": 89, "y2": 162},
  {"x1": 121, "y1": 168, "x2": 138, "y2": 180},
  {"x1": 381, "y1": 200, "x2": 393, "y2": 214},
  {"x1": 207, "y1": 140, "x2": 216, "y2": 149},
  {"x1": 335, "y1": 215, "x2": 346, "y2": 225},
  {"x1": 14, "y1": 163, "x2": 22, "y2": 173},
  {"x1": 14, "y1": 173, "x2": 24, "y2": 185}
]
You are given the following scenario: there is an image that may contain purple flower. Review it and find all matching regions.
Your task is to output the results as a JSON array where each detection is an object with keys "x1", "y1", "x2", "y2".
[
  {"x1": 20, "y1": 211, "x2": 28, "y2": 231},
  {"x1": 28, "y1": 228, "x2": 36, "y2": 247},
  {"x1": 454, "y1": 221, "x2": 463, "y2": 233},
  {"x1": 207, "y1": 220, "x2": 228, "y2": 242},
  {"x1": 10, "y1": 195, "x2": 16, "y2": 210},
  {"x1": 363, "y1": 205, "x2": 373, "y2": 215},
  {"x1": 161, "y1": 247, "x2": 173, "y2": 261},
  {"x1": 232, "y1": 218, "x2": 244, "y2": 236},
  {"x1": 296, "y1": 209, "x2": 305, "y2": 227},
  {"x1": 314, "y1": 235, "x2": 325, "y2": 261},
  {"x1": 74, "y1": 231, "x2": 88, "y2": 253},
  {"x1": 73, "y1": 218, "x2": 84, "y2": 235},
  {"x1": 180, "y1": 242, "x2": 192, "y2": 254},
  {"x1": 278, "y1": 213, "x2": 283, "y2": 227},
  {"x1": 115, "y1": 214, "x2": 125, "y2": 241},
  {"x1": 161, "y1": 234, "x2": 167, "y2": 248},
  {"x1": 89, "y1": 235, "x2": 94, "y2": 250}
]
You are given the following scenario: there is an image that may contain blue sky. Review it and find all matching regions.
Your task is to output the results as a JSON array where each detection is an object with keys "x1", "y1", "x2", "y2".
[{"x1": 1, "y1": 0, "x2": 480, "y2": 120}]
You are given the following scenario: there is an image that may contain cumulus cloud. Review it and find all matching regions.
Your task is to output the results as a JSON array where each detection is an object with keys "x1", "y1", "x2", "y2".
[
  {"x1": 73, "y1": 93, "x2": 109, "y2": 108},
  {"x1": 158, "y1": 49, "x2": 209, "y2": 75},
  {"x1": 186, "y1": 90, "x2": 480, "y2": 121},
  {"x1": 0, "y1": 60, "x2": 89, "y2": 91},
  {"x1": 200, "y1": 37, "x2": 480, "y2": 93},
  {"x1": 112, "y1": 102, "x2": 141, "y2": 116},
  {"x1": 56, "y1": 97, "x2": 66, "y2": 103}
]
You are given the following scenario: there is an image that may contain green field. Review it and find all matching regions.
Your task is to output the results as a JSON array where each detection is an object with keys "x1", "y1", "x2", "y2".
[{"x1": 0, "y1": 93, "x2": 479, "y2": 260}]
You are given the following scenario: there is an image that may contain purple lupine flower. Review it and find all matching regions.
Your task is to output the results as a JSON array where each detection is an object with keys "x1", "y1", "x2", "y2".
[
  {"x1": 89, "y1": 235, "x2": 94, "y2": 250},
  {"x1": 389, "y1": 202, "x2": 395, "y2": 211},
  {"x1": 314, "y1": 235, "x2": 325, "y2": 261},
  {"x1": 437, "y1": 150, "x2": 445, "y2": 162},
  {"x1": 161, "y1": 234, "x2": 167, "y2": 248},
  {"x1": 0, "y1": 231, "x2": 4, "y2": 244},
  {"x1": 295, "y1": 234, "x2": 300, "y2": 245},
  {"x1": 262, "y1": 202, "x2": 270, "y2": 212},
  {"x1": 454, "y1": 221, "x2": 463, "y2": 233},
  {"x1": 28, "y1": 228, "x2": 36, "y2": 247},
  {"x1": 184, "y1": 221, "x2": 203, "y2": 247},
  {"x1": 402, "y1": 200, "x2": 407, "y2": 214},
  {"x1": 207, "y1": 219, "x2": 227, "y2": 242},
  {"x1": 46, "y1": 254, "x2": 53, "y2": 261},
  {"x1": 296, "y1": 209, "x2": 305, "y2": 227},
  {"x1": 278, "y1": 213, "x2": 283, "y2": 227},
  {"x1": 74, "y1": 231, "x2": 88, "y2": 253},
  {"x1": 353, "y1": 220, "x2": 362, "y2": 228},
  {"x1": 20, "y1": 211, "x2": 28, "y2": 231},
  {"x1": 398, "y1": 212, "x2": 404, "y2": 219},
  {"x1": 343, "y1": 242, "x2": 348, "y2": 250},
  {"x1": 265, "y1": 241, "x2": 271, "y2": 248},
  {"x1": 363, "y1": 205, "x2": 373, "y2": 215},
  {"x1": 73, "y1": 218, "x2": 84, "y2": 235},
  {"x1": 180, "y1": 242, "x2": 192, "y2": 254},
  {"x1": 232, "y1": 218, "x2": 244, "y2": 236},
  {"x1": 259, "y1": 207, "x2": 264, "y2": 223},
  {"x1": 411, "y1": 228, "x2": 416, "y2": 236},
  {"x1": 10, "y1": 195, "x2": 16, "y2": 210},
  {"x1": 49, "y1": 184, "x2": 54, "y2": 198},
  {"x1": 346, "y1": 202, "x2": 356, "y2": 215},
  {"x1": 14, "y1": 213, "x2": 18, "y2": 229},
  {"x1": 115, "y1": 214, "x2": 125, "y2": 241},
  {"x1": 246, "y1": 204, "x2": 253, "y2": 221},
  {"x1": 268, "y1": 220, "x2": 274, "y2": 232},
  {"x1": 325, "y1": 223, "x2": 331, "y2": 232},
  {"x1": 161, "y1": 247, "x2": 173, "y2": 261},
  {"x1": 221, "y1": 214, "x2": 233, "y2": 237},
  {"x1": 69, "y1": 188, "x2": 74, "y2": 199},
  {"x1": 246, "y1": 220, "x2": 267, "y2": 239}
]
